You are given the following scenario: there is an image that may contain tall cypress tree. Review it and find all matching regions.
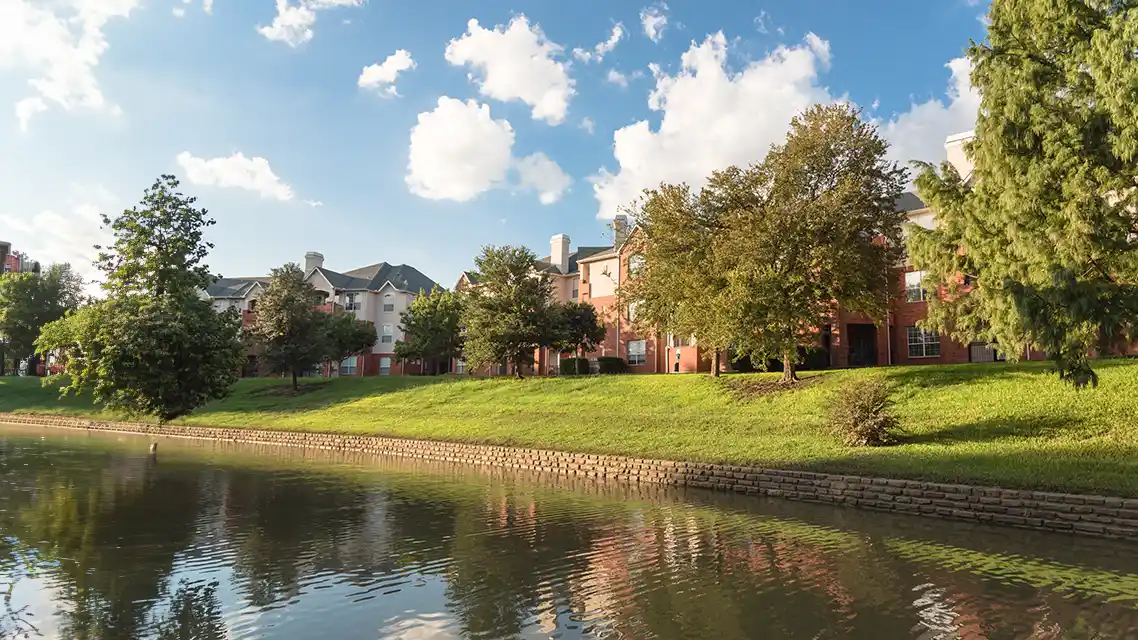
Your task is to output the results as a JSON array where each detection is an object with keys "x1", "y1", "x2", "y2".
[{"x1": 908, "y1": 0, "x2": 1138, "y2": 386}]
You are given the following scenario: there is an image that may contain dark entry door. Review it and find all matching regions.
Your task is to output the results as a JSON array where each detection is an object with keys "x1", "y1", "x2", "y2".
[{"x1": 847, "y1": 324, "x2": 878, "y2": 367}]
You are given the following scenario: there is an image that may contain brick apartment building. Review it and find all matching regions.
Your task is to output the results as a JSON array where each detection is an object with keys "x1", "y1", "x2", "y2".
[
  {"x1": 204, "y1": 252, "x2": 438, "y2": 377},
  {"x1": 0, "y1": 242, "x2": 40, "y2": 275}
]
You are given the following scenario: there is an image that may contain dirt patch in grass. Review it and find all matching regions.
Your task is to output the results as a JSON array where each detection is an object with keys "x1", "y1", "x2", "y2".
[
  {"x1": 248, "y1": 382, "x2": 330, "y2": 398},
  {"x1": 721, "y1": 375, "x2": 822, "y2": 402}
]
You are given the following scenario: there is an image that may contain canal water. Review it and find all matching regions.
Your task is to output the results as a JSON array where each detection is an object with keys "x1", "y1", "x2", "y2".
[{"x1": 2, "y1": 427, "x2": 1138, "y2": 639}]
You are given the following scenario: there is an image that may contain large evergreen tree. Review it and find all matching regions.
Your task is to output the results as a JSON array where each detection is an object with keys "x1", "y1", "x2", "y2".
[
  {"x1": 461, "y1": 246, "x2": 554, "y2": 378},
  {"x1": 395, "y1": 287, "x2": 464, "y2": 375},
  {"x1": 36, "y1": 175, "x2": 244, "y2": 422},
  {"x1": 908, "y1": 0, "x2": 1138, "y2": 387},
  {"x1": 713, "y1": 104, "x2": 907, "y2": 381}
]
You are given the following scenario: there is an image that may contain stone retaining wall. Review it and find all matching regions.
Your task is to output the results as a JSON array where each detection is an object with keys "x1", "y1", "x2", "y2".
[{"x1": 4, "y1": 413, "x2": 1137, "y2": 540}]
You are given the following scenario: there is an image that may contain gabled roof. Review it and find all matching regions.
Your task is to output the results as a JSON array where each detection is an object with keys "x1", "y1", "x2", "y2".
[
  {"x1": 205, "y1": 277, "x2": 265, "y2": 299},
  {"x1": 536, "y1": 246, "x2": 611, "y2": 275},
  {"x1": 319, "y1": 262, "x2": 439, "y2": 293},
  {"x1": 895, "y1": 192, "x2": 927, "y2": 213}
]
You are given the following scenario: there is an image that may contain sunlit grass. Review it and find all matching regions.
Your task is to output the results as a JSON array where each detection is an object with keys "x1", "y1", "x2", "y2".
[{"x1": 3, "y1": 359, "x2": 1137, "y2": 495}]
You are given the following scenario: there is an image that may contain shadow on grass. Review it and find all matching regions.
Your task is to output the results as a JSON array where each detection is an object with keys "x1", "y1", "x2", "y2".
[
  {"x1": 883, "y1": 357, "x2": 1135, "y2": 393},
  {"x1": 902, "y1": 416, "x2": 1079, "y2": 446},
  {"x1": 192, "y1": 375, "x2": 460, "y2": 417}
]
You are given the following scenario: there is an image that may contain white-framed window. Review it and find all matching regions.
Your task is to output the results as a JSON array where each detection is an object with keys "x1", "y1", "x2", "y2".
[
  {"x1": 571, "y1": 282, "x2": 579, "y2": 299},
  {"x1": 628, "y1": 254, "x2": 645, "y2": 275},
  {"x1": 905, "y1": 271, "x2": 927, "y2": 303},
  {"x1": 383, "y1": 293, "x2": 395, "y2": 312},
  {"x1": 345, "y1": 292, "x2": 360, "y2": 311},
  {"x1": 627, "y1": 302, "x2": 638, "y2": 322},
  {"x1": 628, "y1": 339, "x2": 646, "y2": 366},
  {"x1": 379, "y1": 356, "x2": 392, "y2": 376},
  {"x1": 455, "y1": 359, "x2": 466, "y2": 374},
  {"x1": 907, "y1": 326, "x2": 941, "y2": 358},
  {"x1": 340, "y1": 356, "x2": 357, "y2": 376},
  {"x1": 381, "y1": 323, "x2": 394, "y2": 344}
]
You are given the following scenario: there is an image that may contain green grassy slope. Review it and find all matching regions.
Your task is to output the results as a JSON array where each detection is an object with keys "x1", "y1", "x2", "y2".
[{"x1": 3, "y1": 359, "x2": 1137, "y2": 495}]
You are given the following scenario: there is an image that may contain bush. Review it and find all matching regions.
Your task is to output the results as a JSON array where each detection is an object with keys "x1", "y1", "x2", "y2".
[
  {"x1": 559, "y1": 357, "x2": 590, "y2": 375},
  {"x1": 596, "y1": 357, "x2": 627, "y2": 374},
  {"x1": 828, "y1": 378, "x2": 901, "y2": 447}
]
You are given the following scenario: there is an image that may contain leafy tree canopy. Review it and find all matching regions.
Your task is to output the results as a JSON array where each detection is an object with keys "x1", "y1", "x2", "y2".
[
  {"x1": 321, "y1": 309, "x2": 378, "y2": 372},
  {"x1": 395, "y1": 287, "x2": 464, "y2": 375},
  {"x1": 908, "y1": 0, "x2": 1138, "y2": 387},
  {"x1": 547, "y1": 301, "x2": 606, "y2": 356},
  {"x1": 0, "y1": 263, "x2": 85, "y2": 370},
  {"x1": 245, "y1": 262, "x2": 327, "y2": 390}
]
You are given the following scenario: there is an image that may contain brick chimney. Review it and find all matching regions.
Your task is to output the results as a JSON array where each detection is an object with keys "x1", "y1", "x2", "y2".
[
  {"x1": 550, "y1": 234, "x2": 570, "y2": 274},
  {"x1": 304, "y1": 251, "x2": 324, "y2": 272}
]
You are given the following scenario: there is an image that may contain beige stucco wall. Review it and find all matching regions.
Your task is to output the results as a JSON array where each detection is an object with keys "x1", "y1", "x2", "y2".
[
  {"x1": 586, "y1": 257, "x2": 620, "y2": 298},
  {"x1": 945, "y1": 131, "x2": 974, "y2": 180}
]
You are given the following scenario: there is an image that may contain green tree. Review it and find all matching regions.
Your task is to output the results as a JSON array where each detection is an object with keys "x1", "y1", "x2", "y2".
[
  {"x1": 245, "y1": 263, "x2": 327, "y2": 391},
  {"x1": 908, "y1": 0, "x2": 1138, "y2": 387},
  {"x1": 395, "y1": 287, "x2": 465, "y2": 375},
  {"x1": 462, "y1": 246, "x2": 554, "y2": 378},
  {"x1": 547, "y1": 301, "x2": 606, "y2": 355},
  {"x1": 0, "y1": 262, "x2": 84, "y2": 375},
  {"x1": 321, "y1": 309, "x2": 378, "y2": 374},
  {"x1": 36, "y1": 175, "x2": 244, "y2": 421},
  {"x1": 615, "y1": 184, "x2": 734, "y2": 378},
  {"x1": 153, "y1": 581, "x2": 226, "y2": 640},
  {"x1": 712, "y1": 104, "x2": 907, "y2": 381}
]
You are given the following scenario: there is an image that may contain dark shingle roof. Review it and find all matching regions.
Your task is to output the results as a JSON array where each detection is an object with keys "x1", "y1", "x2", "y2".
[
  {"x1": 205, "y1": 277, "x2": 262, "y2": 298},
  {"x1": 320, "y1": 262, "x2": 439, "y2": 293},
  {"x1": 536, "y1": 246, "x2": 611, "y2": 275},
  {"x1": 895, "y1": 192, "x2": 927, "y2": 212},
  {"x1": 312, "y1": 267, "x2": 371, "y2": 290}
]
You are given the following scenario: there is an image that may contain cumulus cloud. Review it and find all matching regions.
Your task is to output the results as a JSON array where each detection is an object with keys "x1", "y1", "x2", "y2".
[
  {"x1": 879, "y1": 57, "x2": 979, "y2": 172},
  {"x1": 176, "y1": 151, "x2": 295, "y2": 201},
  {"x1": 204, "y1": 0, "x2": 214, "y2": 14},
  {"x1": 406, "y1": 97, "x2": 571, "y2": 205},
  {"x1": 0, "y1": 185, "x2": 116, "y2": 288},
  {"x1": 573, "y1": 24, "x2": 624, "y2": 63},
  {"x1": 358, "y1": 49, "x2": 415, "y2": 97},
  {"x1": 172, "y1": 6, "x2": 186, "y2": 18},
  {"x1": 444, "y1": 15, "x2": 575, "y2": 125},
  {"x1": 257, "y1": 0, "x2": 362, "y2": 47},
  {"x1": 516, "y1": 152, "x2": 572, "y2": 204},
  {"x1": 580, "y1": 117, "x2": 596, "y2": 135},
  {"x1": 304, "y1": 199, "x2": 324, "y2": 207},
  {"x1": 0, "y1": 0, "x2": 139, "y2": 131},
  {"x1": 591, "y1": 32, "x2": 833, "y2": 219},
  {"x1": 640, "y1": 3, "x2": 668, "y2": 42},
  {"x1": 606, "y1": 69, "x2": 629, "y2": 88}
]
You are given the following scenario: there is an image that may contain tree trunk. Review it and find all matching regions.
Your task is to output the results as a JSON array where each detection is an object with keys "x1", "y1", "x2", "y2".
[
  {"x1": 291, "y1": 369, "x2": 299, "y2": 391},
  {"x1": 712, "y1": 350, "x2": 721, "y2": 378},
  {"x1": 781, "y1": 355, "x2": 799, "y2": 383}
]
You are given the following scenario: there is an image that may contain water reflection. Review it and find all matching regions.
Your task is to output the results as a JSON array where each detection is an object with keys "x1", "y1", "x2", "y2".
[{"x1": 1, "y1": 426, "x2": 1138, "y2": 639}]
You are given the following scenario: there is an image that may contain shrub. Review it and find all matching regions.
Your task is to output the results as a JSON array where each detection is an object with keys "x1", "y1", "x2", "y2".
[
  {"x1": 559, "y1": 357, "x2": 590, "y2": 375},
  {"x1": 596, "y1": 357, "x2": 627, "y2": 374},
  {"x1": 828, "y1": 378, "x2": 902, "y2": 447}
]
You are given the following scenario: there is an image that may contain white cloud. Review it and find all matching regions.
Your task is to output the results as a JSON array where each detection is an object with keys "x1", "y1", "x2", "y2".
[
  {"x1": 879, "y1": 57, "x2": 979, "y2": 170},
  {"x1": 406, "y1": 97, "x2": 571, "y2": 205},
  {"x1": 304, "y1": 199, "x2": 324, "y2": 207},
  {"x1": 257, "y1": 0, "x2": 362, "y2": 47},
  {"x1": 0, "y1": 185, "x2": 116, "y2": 288},
  {"x1": 358, "y1": 49, "x2": 415, "y2": 97},
  {"x1": 804, "y1": 32, "x2": 831, "y2": 70},
  {"x1": 0, "y1": 0, "x2": 139, "y2": 131},
  {"x1": 580, "y1": 116, "x2": 596, "y2": 135},
  {"x1": 640, "y1": 3, "x2": 668, "y2": 42},
  {"x1": 606, "y1": 69, "x2": 629, "y2": 88},
  {"x1": 573, "y1": 23, "x2": 624, "y2": 63},
  {"x1": 172, "y1": 7, "x2": 186, "y2": 18},
  {"x1": 204, "y1": 0, "x2": 214, "y2": 14},
  {"x1": 406, "y1": 97, "x2": 515, "y2": 202},
  {"x1": 444, "y1": 15, "x2": 575, "y2": 125},
  {"x1": 754, "y1": 10, "x2": 771, "y2": 34},
  {"x1": 591, "y1": 32, "x2": 834, "y2": 219},
  {"x1": 516, "y1": 153, "x2": 572, "y2": 204},
  {"x1": 176, "y1": 151, "x2": 295, "y2": 201}
]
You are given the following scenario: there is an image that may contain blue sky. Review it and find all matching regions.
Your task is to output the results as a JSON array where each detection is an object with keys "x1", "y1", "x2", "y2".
[{"x1": 0, "y1": 0, "x2": 987, "y2": 290}]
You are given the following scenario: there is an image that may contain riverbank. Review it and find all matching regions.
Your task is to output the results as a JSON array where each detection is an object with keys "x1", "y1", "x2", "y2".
[{"x1": 2, "y1": 359, "x2": 1138, "y2": 496}]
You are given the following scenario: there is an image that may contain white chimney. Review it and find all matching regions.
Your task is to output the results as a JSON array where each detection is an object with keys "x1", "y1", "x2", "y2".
[
  {"x1": 304, "y1": 251, "x2": 324, "y2": 272},
  {"x1": 550, "y1": 234, "x2": 570, "y2": 274},
  {"x1": 612, "y1": 215, "x2": 629, "y2": 247}
]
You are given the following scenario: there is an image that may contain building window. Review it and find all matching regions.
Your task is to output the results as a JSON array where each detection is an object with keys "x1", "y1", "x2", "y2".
[
  {"x1": 455, "y1": 359, "x2": 466, "y2": 374},
  {"x1": 571, "y1": 282, "x2": 579, "y2": 299},
  {"x1": 383, "y1": 293, "x2": 395, "y2": 312},
  {"x1": 345, "y1": 292, "x2": 360, "y2": 311},
  {"x1": 247, "y1": 299, "x2": 257, "y2": 312},
  {"x1": 628, "y1": 254, "x2": 645, "y2": 275},
  {"x1": 381, "y1": 323, "x2": 394, "y2": 344},
  {"x1": 628, "y1": 339, "x2": 646, "y2": 365},
  {"x1": 340, "y1": 356, "x2": 357, "y2": 376},
  {"x1": 905, "y1": 271, "x2": 927, "y2": 303},
  {"x1": 379, "y1": 357, "x2": 392, "y2": 376},
  {"x1": 907, "y1": 326, "x2": 941, "y2": 358},
  {"x1": 627, "y1": 302, "x2": 638, "y2": 322}
]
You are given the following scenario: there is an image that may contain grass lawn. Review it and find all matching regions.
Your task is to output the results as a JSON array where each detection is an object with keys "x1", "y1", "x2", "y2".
[{"x1": 2, "y1": 359, "x2": 1138, "y2": 496}]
